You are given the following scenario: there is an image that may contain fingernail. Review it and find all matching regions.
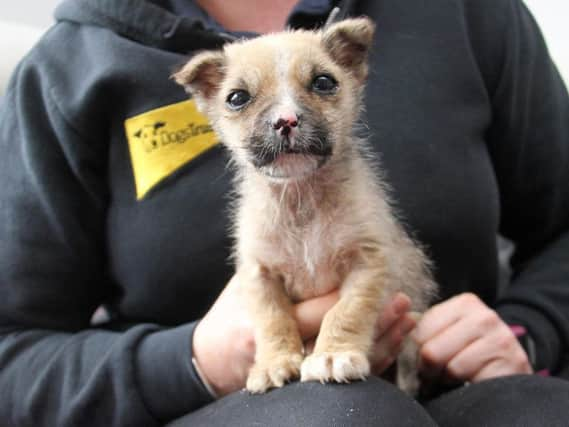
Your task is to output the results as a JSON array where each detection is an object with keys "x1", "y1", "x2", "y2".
[
  {"x1": 393, "y1": 296, "x2": 409, "y2": 315},
  {"x1": 393, "y1": 302, "x2": 404, "y2": 316}
]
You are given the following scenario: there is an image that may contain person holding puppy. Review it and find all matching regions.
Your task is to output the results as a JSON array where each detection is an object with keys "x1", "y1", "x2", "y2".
[{"x1": 0, "y1": 0, "x2": 568, "y2": 426}]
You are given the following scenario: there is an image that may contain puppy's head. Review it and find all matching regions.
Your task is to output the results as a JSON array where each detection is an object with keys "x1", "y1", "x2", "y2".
[{"x1": 174, "y1": 18, "x2": 375, "y2": 181}]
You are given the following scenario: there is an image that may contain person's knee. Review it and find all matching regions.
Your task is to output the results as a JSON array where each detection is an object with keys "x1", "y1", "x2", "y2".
[
  {"x1": 425, "y1": 375, "x2": 569, "y2": 427},
  {"x1": 169, "y1": 377, "x2": 435, "y2": 427},
  {"x1": 279, "y1": 378, "x2": 434, "y2": 427}
]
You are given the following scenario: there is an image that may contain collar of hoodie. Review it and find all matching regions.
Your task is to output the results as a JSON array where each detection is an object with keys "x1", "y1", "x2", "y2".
[{"x1": 54, "y1": 0, "x2": 355, "y2": 53}]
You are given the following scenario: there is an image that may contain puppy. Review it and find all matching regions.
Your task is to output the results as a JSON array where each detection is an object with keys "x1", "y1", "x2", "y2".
[{"x1": 174, "y1": 17, "x2": 436, "y2": 394}]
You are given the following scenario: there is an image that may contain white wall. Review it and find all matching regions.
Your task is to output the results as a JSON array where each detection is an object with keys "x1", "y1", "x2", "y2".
[
  {"x1": 1, "y1": 0, "x2": 60, "y2": 29},
  {"x1": 525, "y1": 0, "x2": 569, "y2": 84}
]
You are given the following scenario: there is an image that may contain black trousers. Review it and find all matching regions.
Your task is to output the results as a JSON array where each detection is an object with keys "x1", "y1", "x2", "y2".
[{"x1": 167, "y1": 375, "x2": 569, "y2": 426}]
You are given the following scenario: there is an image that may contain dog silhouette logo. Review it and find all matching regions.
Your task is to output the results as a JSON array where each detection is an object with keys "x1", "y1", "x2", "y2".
[
  {"x1": 133, "y1": 121, "x2": 167, "y2": 152},
  {"x1": 125, "y1": 99, "x2": 219, "y2": 199}
]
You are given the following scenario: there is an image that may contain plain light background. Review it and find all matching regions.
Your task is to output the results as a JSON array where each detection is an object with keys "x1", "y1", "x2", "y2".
[{"x1": 1, "y1": 0, "x2": 568, "y2": 83}]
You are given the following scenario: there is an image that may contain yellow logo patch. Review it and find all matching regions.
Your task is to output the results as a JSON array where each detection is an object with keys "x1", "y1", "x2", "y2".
[{"x1": 124, "y1": 99, "x2": 219, "y2": 200}]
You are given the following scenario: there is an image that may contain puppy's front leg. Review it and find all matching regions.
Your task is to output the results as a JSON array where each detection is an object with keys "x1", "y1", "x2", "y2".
[
  {"x1": 301, "y1": 259, "x2": 386, "y2": 383},
  {"x1": 241, "y1": 263, "x2": 304, "y2": 393}
]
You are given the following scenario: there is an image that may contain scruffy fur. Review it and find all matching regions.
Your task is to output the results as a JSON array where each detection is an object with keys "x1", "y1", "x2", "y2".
[{"x1": 174, "y1": 18, "x2": 437, "y2": 394}]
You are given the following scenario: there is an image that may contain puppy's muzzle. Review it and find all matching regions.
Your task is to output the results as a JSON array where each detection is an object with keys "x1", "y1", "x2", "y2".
[{"x1": 248, "y1": 119, "x2": 332, "y2": 168}]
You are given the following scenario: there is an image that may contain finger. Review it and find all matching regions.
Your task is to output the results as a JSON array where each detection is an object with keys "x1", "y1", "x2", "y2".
[
  {"x1": 372, "y1": 353, "x2": 397, "y2": 377},
  {"x1": 294, "y1": 290, "x2": 339, "y2": 340},
  {"x1": 413, "y1": 293, "x2": 481, "y2": 344},
  {"x1": 419, "y1": 314, "x2": 489, "y2": 371},
  {"x1": 442, "y1": 333, "x2": 501, "y2": 382},
  {"x1": 371, "y1": 315, "x2": 416, "y2": 374},
  {"x1": 375, "y1": 292, "x2": 412, "y2": 338},
  {"x1": 452, "y1": 332, "x2": 531, "y2": 382},
  {"x1": 471, "y1": 358, "x2": 530, "y2": 383},
  {"x1": 416, "y1": 315, "x2": 472, "y2": 381}
]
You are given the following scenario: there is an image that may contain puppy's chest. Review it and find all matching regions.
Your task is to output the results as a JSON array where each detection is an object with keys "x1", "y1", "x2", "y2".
[{"x1": 261, "y1": 219, "x2": 355, "y2": 302}]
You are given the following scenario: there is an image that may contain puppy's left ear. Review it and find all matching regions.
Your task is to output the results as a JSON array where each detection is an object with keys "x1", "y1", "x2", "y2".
[
  {"x1": 322, "y1": 17, "x2": 375, "y2": 82},
  {"x1": 172, "y1": 50, "x2": 226, "y2": 111}
]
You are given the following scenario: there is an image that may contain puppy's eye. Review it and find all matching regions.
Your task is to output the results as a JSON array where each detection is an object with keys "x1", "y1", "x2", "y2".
[
  {"x1": 226, "y1": 90, "x2": 251, "y2": 110},
  {"x1": 311, "y1": 75, "x2": 338, "y2": 94}
]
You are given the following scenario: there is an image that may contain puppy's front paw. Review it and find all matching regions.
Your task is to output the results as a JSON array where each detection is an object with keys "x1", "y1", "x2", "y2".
[
  {"x1": 301, "y1": 351, "x2": 370, "y2": 383},
  {"x1": 246, "y1": 353, "x2": 303, "y2": 393}
]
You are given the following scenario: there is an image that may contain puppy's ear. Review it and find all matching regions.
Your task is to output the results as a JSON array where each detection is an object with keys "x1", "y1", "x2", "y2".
[
  {"x1": 322, "y1": 17, "x2": 375, "y2": 82},
  {"x1": 172, "y1": 51, "x2": 226, "y2": 111}
]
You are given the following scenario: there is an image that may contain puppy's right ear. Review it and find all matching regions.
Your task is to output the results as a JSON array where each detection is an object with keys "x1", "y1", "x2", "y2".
[{"x1": 172, "y1": 51, "x2": 226, "y2": 111}]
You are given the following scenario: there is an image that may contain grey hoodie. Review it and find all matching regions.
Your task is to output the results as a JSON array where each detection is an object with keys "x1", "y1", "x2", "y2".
[{"x1": 0, "y1": 0, "x2": 568, "y2": 425}]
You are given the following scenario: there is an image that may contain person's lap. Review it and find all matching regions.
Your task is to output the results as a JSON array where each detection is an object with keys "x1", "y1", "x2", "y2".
[
  {"x1": 424, "y1": 375, "x2": 569, "y2": 427},
  {"x1": 167, "y1": 375, "x2": 569, "y2": 427},
  {"x1": 167, "y1": 377, "x2": 435, "y2": 427}
]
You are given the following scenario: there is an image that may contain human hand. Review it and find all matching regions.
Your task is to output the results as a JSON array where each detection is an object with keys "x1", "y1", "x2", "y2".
[
  {"x1": 369, "y1": 292, "x2": 417, "y2": 375},
  {"x1": 283, "y1": 291, "x2": 417, "y2": 380},
  {"x1": 192, "y1": 275, "x2": 340, "y2": 397},
  {"x1": 413, "y1": 293, "x2": 532, "y2": 384},
  {"x1": 193, "y1": 278, "x2": 417, "y2": 396}
]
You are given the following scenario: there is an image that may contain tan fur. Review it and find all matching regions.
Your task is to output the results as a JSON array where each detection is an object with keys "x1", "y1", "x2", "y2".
[{"x1": 174, "y1": 18, "x2": 437, "y2": 394}]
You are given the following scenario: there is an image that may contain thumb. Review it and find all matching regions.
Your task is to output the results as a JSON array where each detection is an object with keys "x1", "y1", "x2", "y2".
[{"x1": 293, "y1": 290, "x2": 339, "y2": 340}]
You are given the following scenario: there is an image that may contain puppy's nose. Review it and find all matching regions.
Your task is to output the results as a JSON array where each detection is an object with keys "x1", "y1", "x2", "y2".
[{"x1": 272, "y1": 114, "x2": 299, "y2": 137}]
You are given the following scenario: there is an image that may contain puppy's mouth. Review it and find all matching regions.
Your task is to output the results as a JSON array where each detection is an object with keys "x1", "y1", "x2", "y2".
[
  {"x1": 261, "y1": 152, "x2": 330, "y2": 180},
  {"x1": 248, "y1": 136, "x2": 332, "y2": 180},
  {"x1": 246, "y1": 113, "x2": 333, "y2": 181}
]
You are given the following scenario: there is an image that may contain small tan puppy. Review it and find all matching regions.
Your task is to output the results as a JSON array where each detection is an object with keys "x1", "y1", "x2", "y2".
[{"x1": 174, "y1": 17, "x2": 436, "y2": 394}]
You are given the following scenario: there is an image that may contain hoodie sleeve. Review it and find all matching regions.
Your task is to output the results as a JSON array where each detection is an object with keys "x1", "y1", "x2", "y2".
[
  {"x1": 0, "y1": 56, "x2": 213, "y2": 426},
  {"x1": 475, "y1": 0, "x2": 569, "y2": 372}
]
